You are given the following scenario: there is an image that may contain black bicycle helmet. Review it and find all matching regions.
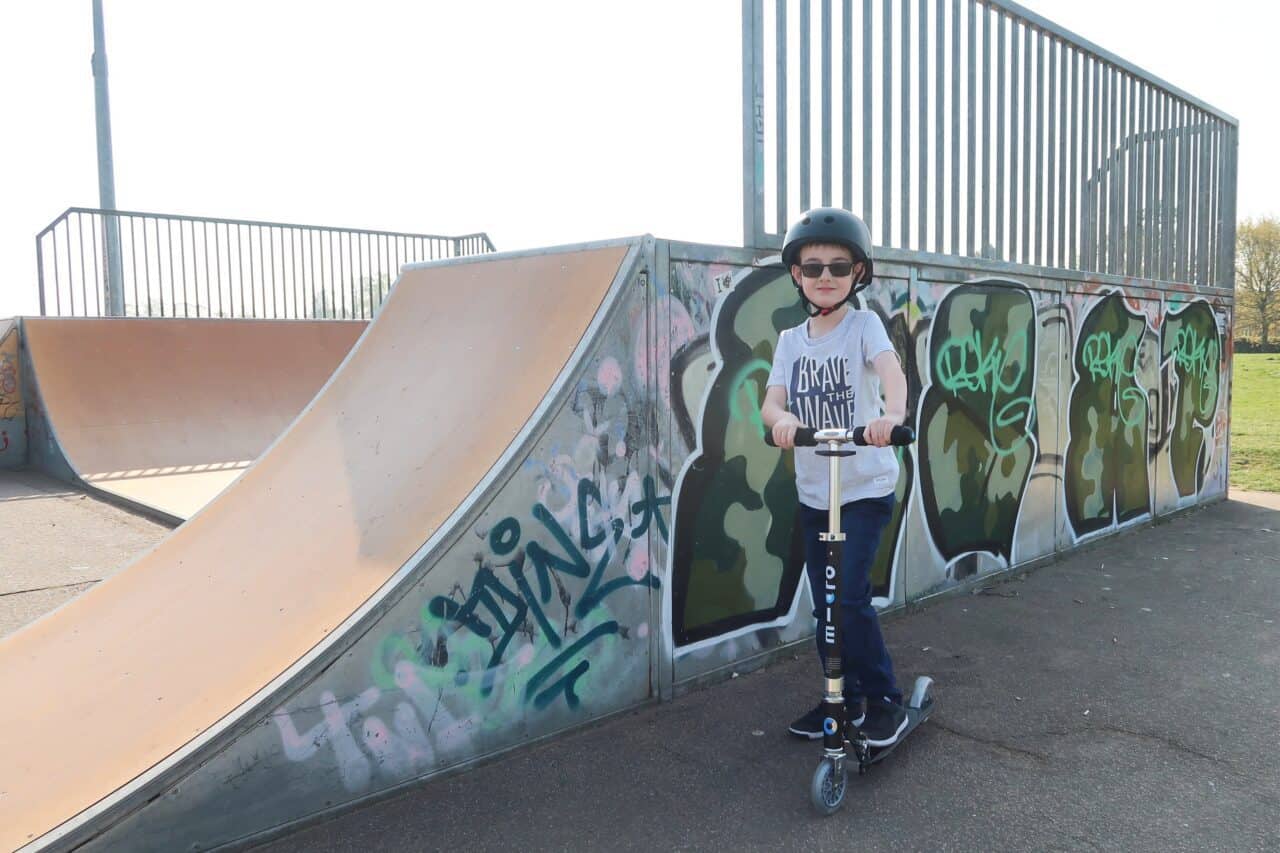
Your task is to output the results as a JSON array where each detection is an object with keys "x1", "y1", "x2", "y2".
[{"x1": 780, "y1": 207, "x2": 874, "y2": 283}]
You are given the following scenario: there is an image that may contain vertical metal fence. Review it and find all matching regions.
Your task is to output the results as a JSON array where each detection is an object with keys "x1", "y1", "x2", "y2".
[
  {"x1": 742, "y1": 0, "x2": 1239, "y2": 288},
  {"x1": 36, "y1": 208, "x2": 497, "y2": 319}
]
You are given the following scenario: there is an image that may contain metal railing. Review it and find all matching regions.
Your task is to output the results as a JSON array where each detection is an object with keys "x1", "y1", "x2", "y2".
[
  {"x1": 742, "y1": 0, "x2": 1239, "y2": 288},
  {"x1": 36, "y1": 208, "x2": 496, "y2": 319}
]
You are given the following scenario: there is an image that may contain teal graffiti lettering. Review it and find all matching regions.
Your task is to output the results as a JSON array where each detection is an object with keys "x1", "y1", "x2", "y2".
[
  {"x1": 1172, "y1": 326, "x2": 1220, "y2": 414},
  {"x1": 727, "y1": 358, "x2": 772, "y2": 436},
  {"x1": 935, "y1": 329, "x2": 1034, "y2": 456},
  {"x1": 629, "y1": 475, "x2": 670, "y2": 541},
  {"x1": 1080, "y1": 331, "x2": 1146, "y2": 428},
  {"x1": 375, "y1": 475, "x2": 666, "y2": 713}
]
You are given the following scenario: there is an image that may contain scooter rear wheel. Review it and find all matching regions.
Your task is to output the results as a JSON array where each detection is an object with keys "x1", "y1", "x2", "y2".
[
  {"x1": 908, "y1": 675, "x2": 934, "y2": 710},
  {"x1": 809, "y1": 758, "x2": 848, "y2": 815}
]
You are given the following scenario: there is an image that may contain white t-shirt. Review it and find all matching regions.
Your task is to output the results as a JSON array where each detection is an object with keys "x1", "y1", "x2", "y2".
[{"x1": 767, "y1": 308, "x2": 900, "y2": 510}]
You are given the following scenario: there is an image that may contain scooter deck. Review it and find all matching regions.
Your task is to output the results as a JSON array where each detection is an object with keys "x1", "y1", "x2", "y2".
[{"x1": 855, "y1": 699, "x2": 933, "y2": 769}]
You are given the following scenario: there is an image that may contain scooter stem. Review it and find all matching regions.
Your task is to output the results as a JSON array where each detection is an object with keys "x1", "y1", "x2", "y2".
[
  {"x1": 818, "y1": 440, "x2": 847, "y2": 755},
  {"x1": 826, "y1": 443, "x2": 842, "y2": 535}
]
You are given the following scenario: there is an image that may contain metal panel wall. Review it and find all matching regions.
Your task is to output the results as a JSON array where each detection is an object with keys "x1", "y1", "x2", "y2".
[{"x1": 663, "y1": 241, "x2": 1232, "y2": 687}]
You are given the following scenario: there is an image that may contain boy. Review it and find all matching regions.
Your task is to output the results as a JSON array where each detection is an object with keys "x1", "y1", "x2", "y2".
[{"x1": 761, "y1": 207, "x2": 909, "y2": 748}]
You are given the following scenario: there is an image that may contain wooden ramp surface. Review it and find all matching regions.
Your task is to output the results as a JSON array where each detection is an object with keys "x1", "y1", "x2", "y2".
[
  {"x1": 22, "y1": 318, "x2": 366, "y2": 520},
  {"x1": 0, "y1": 245, "x2": 628, "y2": 850}
]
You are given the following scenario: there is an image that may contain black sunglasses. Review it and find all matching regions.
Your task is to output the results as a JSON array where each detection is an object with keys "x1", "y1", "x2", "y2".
[{"x1": 799, "y1": 261, "x2": 856, "y2": 278}]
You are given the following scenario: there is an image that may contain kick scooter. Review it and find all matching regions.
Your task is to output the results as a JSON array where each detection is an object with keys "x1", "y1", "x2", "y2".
[{"x1": 767, "y1": 424, "x2": 934, "y2": 816}]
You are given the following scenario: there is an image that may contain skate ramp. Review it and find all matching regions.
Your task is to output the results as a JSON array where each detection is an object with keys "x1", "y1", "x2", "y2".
[
  {"x1": 20, "y1": 318, "x2": 366, "y2": 521},
  {"x1": 0, "y1": 240, "x2": 641, "y2": 851}
]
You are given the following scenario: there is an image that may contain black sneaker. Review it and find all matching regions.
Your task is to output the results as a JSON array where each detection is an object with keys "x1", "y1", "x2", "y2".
[
  {"x1": 788, "y1": 699, "x2": 866, "y2": 740},
  {"x1": 861, "y1": 699, "x2": 908, "y2": 748}
]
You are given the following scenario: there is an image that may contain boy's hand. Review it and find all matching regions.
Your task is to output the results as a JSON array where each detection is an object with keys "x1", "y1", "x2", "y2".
[
  {"x1": 864, "y1": 415, "x2": 903, "y2": 447},
  {"x1": 771, "y1": 414, "x2": 804, "y2": 449}
]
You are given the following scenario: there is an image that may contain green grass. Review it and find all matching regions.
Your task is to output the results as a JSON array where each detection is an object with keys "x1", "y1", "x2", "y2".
[{"x1": 1231, "y1": 353, "x2": 1280, "y2": 492}]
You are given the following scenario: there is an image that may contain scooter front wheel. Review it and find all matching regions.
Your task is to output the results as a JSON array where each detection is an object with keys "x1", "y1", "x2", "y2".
[{"x1": 809, "y1": 758, "x2": 848, "y2": 815}]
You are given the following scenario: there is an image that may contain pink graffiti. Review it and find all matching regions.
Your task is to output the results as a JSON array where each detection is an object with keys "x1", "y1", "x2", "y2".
[
  {"x1": 272, "y1": 664, "x2": 481, "y2": 794},
  {"x1": 361, "y1": 704, "x2": 432, "y2": 778},
  {"x1": 633, "y1": 297, "x2": 696, "y2": 407},
  {"x1": 534, "y1": 435, "x2": 645, "y2": 544},
  {"x1": 597, "y1": 357, "x2": 623, "y2": 396},
  {"x1": 271, "y1": 688, "x2": 381, "y2": 792},
  {"x1": 626, "y1": 545, "x2": 650, "y2": 582}
]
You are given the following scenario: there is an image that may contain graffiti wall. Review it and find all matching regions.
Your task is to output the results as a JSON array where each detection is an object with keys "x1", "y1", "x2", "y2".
[
  {"x1": 0, "y1": 321, "x2": 26, "y2": 468},
  {"x1": 65, "y1": 240, "x2": 1231, "y2": 850},
  {"x1": 662, "y1": 245, "x2": 1231, "y2": 686},
  {"x1": 662, "y1": 254, "x2": 918, "y2": 682}
]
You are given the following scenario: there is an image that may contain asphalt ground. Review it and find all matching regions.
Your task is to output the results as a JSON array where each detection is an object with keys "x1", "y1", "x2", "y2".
[
  {"x1": 256, "y1": 491, "x2": 1280, "y2": 853},
  {"x1": 3, "y1": 473, "x2": 1276, "y2": 851},
  {"x1": 0, "y1": 470, "x2": 169, "y2": 639}
]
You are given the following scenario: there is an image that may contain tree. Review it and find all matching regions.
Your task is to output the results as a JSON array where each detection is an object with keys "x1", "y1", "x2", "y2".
[
  {"x1": 309, "y1": 274, "x2": 393, "y2": 320},
  {"x1": 1235, "y1": 217, "x2": 1280, "y2": 346}
]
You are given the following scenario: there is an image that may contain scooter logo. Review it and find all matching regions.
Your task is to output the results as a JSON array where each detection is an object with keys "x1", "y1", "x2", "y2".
[
  {"x1": 823, "y1": 717, "x2": 838, "y2": 735},
  {"x1": 824, "y1": 564, "x2": 837, "y2": 646}
]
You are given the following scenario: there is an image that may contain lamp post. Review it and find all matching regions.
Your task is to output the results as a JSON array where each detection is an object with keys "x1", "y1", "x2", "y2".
[{"x1": 92, "y1": 0, "x2": 125, "y2": 316}]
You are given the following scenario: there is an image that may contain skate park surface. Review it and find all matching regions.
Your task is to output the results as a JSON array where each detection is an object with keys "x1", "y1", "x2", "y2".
[
  {"x1": 1, "y1": 236, "x2": 1243, "y2": 850},
  {"x1": 5, "y1": 477, "x2": 1276, "y2": 851}
]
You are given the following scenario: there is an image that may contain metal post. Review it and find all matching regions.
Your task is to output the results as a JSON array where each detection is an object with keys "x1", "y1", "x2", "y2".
[
  {"x1": 36, "y1": 235, "x2": 47, "y2": 315},
  {"x1": 743, "y1": 0, "x2": 764, "y2": 247},
  {"x1": 92, "y1": 0, "x2": 125, "y2": 316}
]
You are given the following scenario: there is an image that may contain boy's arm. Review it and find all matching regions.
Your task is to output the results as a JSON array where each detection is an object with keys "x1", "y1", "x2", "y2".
[
  {"x1": 865, "y1": 350, "x2": 908, "y2": 446},
  {"x1": 762, "y1": 385, "x2": 803, "y2": 449}
]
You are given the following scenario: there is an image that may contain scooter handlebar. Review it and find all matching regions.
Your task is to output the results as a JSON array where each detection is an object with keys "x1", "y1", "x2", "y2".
[{"x1": 764, "y1": 424, "x2": 916, "y2": 448}]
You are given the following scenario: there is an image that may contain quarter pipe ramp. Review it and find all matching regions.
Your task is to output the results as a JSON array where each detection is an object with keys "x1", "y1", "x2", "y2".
[
  {"x1": 21, "y1": 318, "x2": 366, "y2": 521},
  {"x1": 0, "y1": 239, "x2": 653, "y2": 851}
]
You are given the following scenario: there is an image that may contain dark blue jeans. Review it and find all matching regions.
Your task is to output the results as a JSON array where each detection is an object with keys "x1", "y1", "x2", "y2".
[{"x1": 801, "y1": 493, "x2": 902, "y2": 705}]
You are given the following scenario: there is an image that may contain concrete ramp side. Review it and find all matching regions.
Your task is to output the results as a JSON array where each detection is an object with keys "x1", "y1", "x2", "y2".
[
  {"x1": 0, "y1": 239, "x2": 650, "y2": 852},
  {"x1": 19, "y1": 318, "x2": 366, "y2": 522}
]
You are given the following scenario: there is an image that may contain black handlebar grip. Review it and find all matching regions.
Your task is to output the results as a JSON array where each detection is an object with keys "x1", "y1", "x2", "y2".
[
  {"x1": 764, "y1": 427, "x2": 818, "y2": 447},
  {"x1": 850, "y1": 425, "x2": 916, "y2": 446},
  {"x1": 892, "y1": 424, "x2": 916, "y2": 445},
  {"x1": 792, "y1": 427, "x2": 819, "y2": 447}
]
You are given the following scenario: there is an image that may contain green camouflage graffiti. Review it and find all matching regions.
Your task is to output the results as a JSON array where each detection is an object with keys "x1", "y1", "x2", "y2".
[
  {"x1": 1161, "y1": 301, "x2": 1222, "y2": 497},
  {"x1": 670, "y1": 268, "x2": 806, "y2": 644},
  {"x1": 918, "y1": 281, "x2": 1037, "y2": 562},
  {"x1": 1066, "y1": 292, "x2": 1152, "y2": 536},
  {"x1": 670, "y1": 266, "x2": 913, "y2": 645},
  {"x1": 868, "y1": 296, "x2": 915, "y2": 597}
]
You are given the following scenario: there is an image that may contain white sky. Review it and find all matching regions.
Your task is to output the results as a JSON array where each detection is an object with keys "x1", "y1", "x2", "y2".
[{"x1": 1, "y1": 0, "x2": 1274, "y2": 317}]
